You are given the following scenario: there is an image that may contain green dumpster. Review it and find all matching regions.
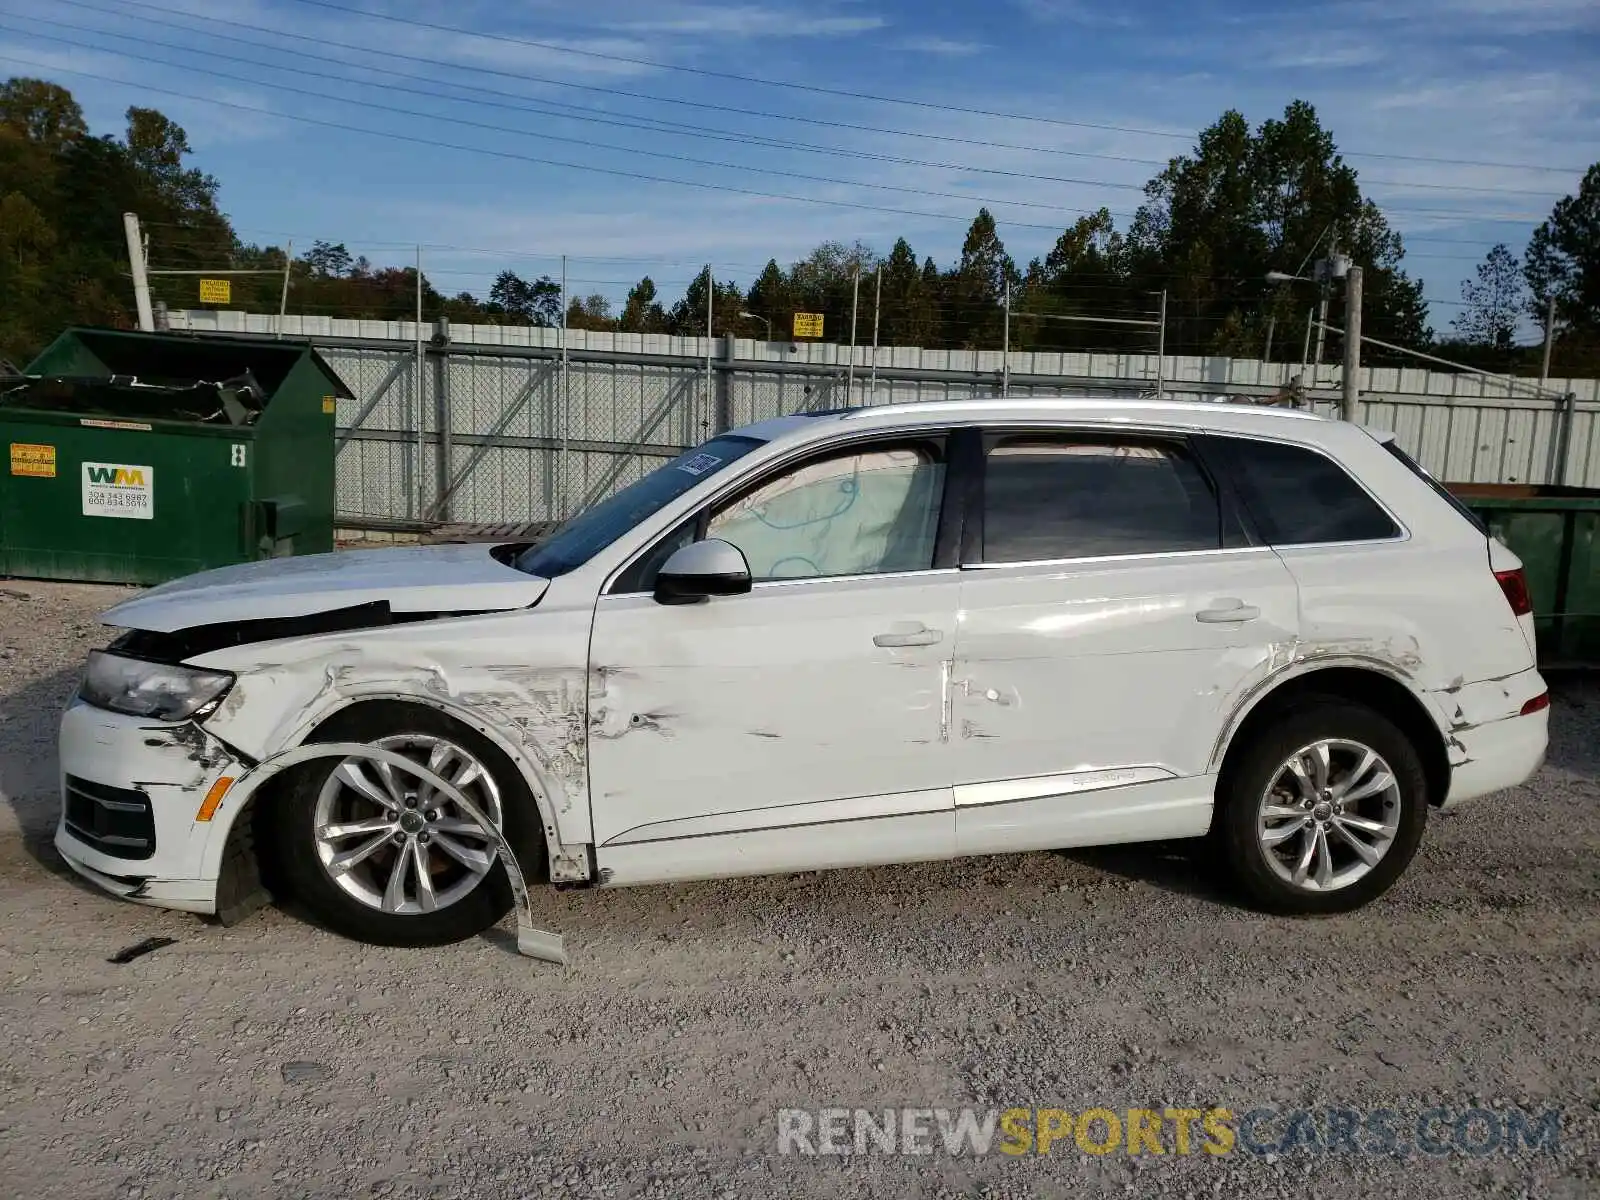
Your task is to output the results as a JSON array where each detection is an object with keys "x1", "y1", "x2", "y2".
[
  {"x1": 0, "y1": 328, "x2": 351, "y2": 585},
  {"x1": 1446, "y1": 482, "x2": 1600, "y2": 670}
]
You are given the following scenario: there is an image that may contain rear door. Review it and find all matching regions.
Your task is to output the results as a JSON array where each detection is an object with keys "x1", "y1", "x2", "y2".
[{"x1": 950, "y1": 426, "x2": 1301, "y2": 855}]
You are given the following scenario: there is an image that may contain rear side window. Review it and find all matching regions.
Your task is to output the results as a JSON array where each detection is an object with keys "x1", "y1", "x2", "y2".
[
  {"x1": 1221, "y1": 438, "x2": 1399, "y2": 545},
  {"x1": 1382, "y1": 440, "x2": 1488, "y2": 535},
  {"x1": 981, "y1": 437, "x2": 1220, "y2": 563}
]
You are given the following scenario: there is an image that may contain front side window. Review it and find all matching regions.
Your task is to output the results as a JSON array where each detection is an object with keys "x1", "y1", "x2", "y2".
[
  {"x1": 514, "y1": 435, "x2": 763, "y2": 578},
  {"x1": 707, "y1": 442, "x2": 946, "y2": 581},
  {"x1": 1222, "y1": 437, "x2": 1401, "y2": 545},
  {"x1": 981, "y1": 436, "x2": 1220, "y2": 563}
]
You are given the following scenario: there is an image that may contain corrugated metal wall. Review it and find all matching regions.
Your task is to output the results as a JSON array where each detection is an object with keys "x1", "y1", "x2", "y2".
[{"x1": 172, "y1": 310, "x2": 1600, "y2": 526}]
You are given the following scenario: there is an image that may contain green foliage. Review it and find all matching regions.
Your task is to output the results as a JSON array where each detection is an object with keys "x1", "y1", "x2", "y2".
[
  {"x1": 5, "y1": 77, "x2": 1597, "y2": 376},
  {"x1": 1453, "y1": 244, "x2": 1523, "y2": 352},
  {"x1": 1525, "y1": 165, "x2": 1600, "y2": 357}
]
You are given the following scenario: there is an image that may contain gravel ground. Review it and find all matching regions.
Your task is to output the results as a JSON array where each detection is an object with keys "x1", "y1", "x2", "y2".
[{"x1": 0, "y1": 581, "x2": 1596, "y2": 1199}]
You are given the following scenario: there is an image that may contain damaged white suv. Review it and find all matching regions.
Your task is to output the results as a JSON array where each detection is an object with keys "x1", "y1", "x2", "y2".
[{"x1": 57, "y1": 398, "x2": 1548, "y2": 952}]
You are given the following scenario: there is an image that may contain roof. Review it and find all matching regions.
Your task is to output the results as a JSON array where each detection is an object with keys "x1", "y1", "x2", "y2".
[{"x1": 735, "y1": 395, "x2": 1340, "y2": 449}]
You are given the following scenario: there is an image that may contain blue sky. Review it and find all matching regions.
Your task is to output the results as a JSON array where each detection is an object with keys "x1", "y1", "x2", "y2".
[{"x1": 1, "y1": 0, "x2": 1596, "y2": 341}]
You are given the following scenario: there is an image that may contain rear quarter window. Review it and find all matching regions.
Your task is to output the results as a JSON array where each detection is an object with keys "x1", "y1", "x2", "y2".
[
  {"x1": 1381, "y1": 439, "x2": 1489, "y2": 535},
  {"x1": 1219, "y1": 437, "x2": 1400, "y2": 545}
]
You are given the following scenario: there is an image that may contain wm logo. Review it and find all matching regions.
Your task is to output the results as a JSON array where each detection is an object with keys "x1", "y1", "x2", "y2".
[{"x1": 86, "y1": 465, "x2": 146, "y2": 486}]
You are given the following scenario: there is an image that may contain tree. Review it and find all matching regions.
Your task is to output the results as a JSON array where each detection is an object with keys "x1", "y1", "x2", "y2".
[
  {"x1": 0, "y1": 78, "x2": 85, "y2": 151},
  {"x1": 1127, "y1": 101, "x2": 1430, "y2": 359},
  {"x1": 302, "y1": 240, "x2": 354, "y2": 278},
  {"x1": 1452, "y1": 244, "x2": 1523, "y2": 350},
  {"x1": 566, "y1": 293, "x2": 615, "y2": 331},
  {"x1": 943, "y1": 209, "x2": 1016, "y2": 349},
  {"x1": 1525, "y1": 163, "x2": 1600, "y2": 336},
  {"x1": 744, "y1": 258, "x2": 793, "y2": 335},
  {"x1": 668, "y1": 267, "x2": 745, "y2": 336},
  {"x1": 619, "y1": 276, "x2": 667, "y2": 333},
  {"x1": 1016, "y1": 208, "x2": 1134, "y2": 351},
  {"x1": 877, "y1": 238, "x2": 935, "y2": 347},
  {"x1": 487, "y1": 270, "x2": 562, "y2": 326}
]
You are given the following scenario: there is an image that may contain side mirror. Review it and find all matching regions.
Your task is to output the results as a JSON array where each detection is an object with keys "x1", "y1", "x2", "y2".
[{"x1": 653, "y1": 539, "x2": 752, "y2": 605}]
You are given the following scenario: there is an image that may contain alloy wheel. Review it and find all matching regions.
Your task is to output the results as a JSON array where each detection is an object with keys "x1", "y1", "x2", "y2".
[
  {"x1": 312, "y1": 734, "x2": 503, "y2": 915},
  {"x1": 1257, "y1": 738, "x2": 1402, "y2": 892}
]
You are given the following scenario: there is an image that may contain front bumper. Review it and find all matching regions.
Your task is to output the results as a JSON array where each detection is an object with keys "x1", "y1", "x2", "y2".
[{"x1": 54, "y1": 698, "x2": 244, "y2": 914}]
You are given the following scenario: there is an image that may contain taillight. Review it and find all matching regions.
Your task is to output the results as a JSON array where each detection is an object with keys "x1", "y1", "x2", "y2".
[
  {"x1": 1521, "y1": 692, "x2": 1550, "y2": 716},
  {"x1": 1495, "y1": 567, "x2": 1532, "y2": 616}
]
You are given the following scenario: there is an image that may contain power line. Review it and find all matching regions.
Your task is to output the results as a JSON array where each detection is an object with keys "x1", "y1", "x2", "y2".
[
  {"x1": 63, "y1": 0, "x2": 1173, "y2": 173},
  {"x1": 60, "y1": 0, "x2": 1586, "y2": 186},
  {"x1": 273, "y1": 0, "x2": 1206, "y2": 141},
  {"x1": 2, "y1": 25, "x2": 1556, "y2": 229},
  {"x1": 0, "y1": 51, "x2": 1107, "y2": 232},
  {"x1": 46, "y1": 8, "x2": 1569, "y2": 202},
  {"x1": 3, "y1": 26, "x2": 1137, "y2": 223},
  {"x1": 39, "y1": 7, "x2": 1161, "y2": 195},
  {"x1": 269, "y1": 0, "x2": 1590, "y2": 176}
]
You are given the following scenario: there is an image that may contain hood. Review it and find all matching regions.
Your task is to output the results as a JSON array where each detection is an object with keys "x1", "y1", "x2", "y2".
[{"x1": 103, "y1": 543, "x2": 550, "y2": 633}]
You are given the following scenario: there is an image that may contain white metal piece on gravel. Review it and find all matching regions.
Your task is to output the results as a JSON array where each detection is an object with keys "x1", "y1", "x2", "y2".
[{"x1": 238, "y1": 741, "x2": 567, "y2": 964}]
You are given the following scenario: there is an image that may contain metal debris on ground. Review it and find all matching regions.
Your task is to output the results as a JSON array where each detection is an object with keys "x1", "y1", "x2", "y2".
[{"x1": 107, "y1": 935, "x2": 176, "y2": 964}]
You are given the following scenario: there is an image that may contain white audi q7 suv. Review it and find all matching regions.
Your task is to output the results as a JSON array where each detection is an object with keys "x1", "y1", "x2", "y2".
[{"x1": 56, "y1": 399, "x2": 1548, "y2": 954}]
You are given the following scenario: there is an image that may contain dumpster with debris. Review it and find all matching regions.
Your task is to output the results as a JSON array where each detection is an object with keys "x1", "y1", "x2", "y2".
[
  {"x1": 1447, "y1": 482, "x2": 1600, "y2": 670},
  {"x1": 0, "y1": 328, "x2": 350, "y2": 585}
]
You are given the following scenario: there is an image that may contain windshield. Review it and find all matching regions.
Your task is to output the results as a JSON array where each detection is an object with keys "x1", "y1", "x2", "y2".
[{"x1": 513, "y1": 434, "x2": 765, "y2": 578}]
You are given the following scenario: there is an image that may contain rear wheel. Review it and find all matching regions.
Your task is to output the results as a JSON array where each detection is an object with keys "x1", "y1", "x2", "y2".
[
  {"x1": 1213, "y1": 700, "x2": 1428, "y2": 914},
  {"x1": 276, "y1": 703, "x2": 544, "y2": 947}
]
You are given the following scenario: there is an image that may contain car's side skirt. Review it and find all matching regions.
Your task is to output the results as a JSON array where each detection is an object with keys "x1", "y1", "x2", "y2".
[{"x1": 955, "y1": 773, "x2": 1216, "y2": 856}]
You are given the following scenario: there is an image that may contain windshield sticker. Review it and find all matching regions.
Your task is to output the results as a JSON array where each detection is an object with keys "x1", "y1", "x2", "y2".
[{"x1": 677, "y1": 452, "x2": 722, "y2": 477}]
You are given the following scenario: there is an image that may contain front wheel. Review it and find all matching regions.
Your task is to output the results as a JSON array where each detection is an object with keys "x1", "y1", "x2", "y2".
[
  {"x1": 1213, "y1": 700, "x2": 1429, "y2": 914},
  {"x1": 275, "y1": 703, "x2": 544, "y2": 947}
]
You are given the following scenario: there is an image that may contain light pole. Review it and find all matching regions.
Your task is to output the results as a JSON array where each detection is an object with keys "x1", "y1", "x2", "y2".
[
  {"x1": 738, "y1": 311, "x2": 772, "y2": 341},
  {"x1": 1266, "y1": 257, "x2": 1360, "y2": 419}
]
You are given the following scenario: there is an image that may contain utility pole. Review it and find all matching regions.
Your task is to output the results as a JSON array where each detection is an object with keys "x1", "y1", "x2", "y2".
[
  {"x1": 1312, "y1": 238, "x2": 1337, "y2": 374},
  {"x1": 1155, "y1": 288, "x2": 1168, "y2": 400},
  {"x1": 846, "y1": 265, "x2": 861, "y2": 406},
  {"x1": 869, "y1": 264, "x2": 882, "y2": 402},
  {"x1": 1341, "y1": 266, "x2": 1363, "y2": 421},
  {"x1": 406, "y1": 244, "x2": 419, "y2": 521},
  {"x1": 1002, "y1": 276, "x2": 1011, "y2": 398},
  {"x1": 1539, "y1": 293, "x2": 1557, "y2": 389},
  {"x1": 122, "y1": 213, "x2": 155, "y2": 332},
  {"x1": 413, "y1": 245, "x2": 424, "y2": 522},
  {"x1": 275, "y1": 239, "x2": 293, "y2": 339},
  {"x1": 562, "y1": 254, "x2": 572, "y2": 518},
  {"x1": 703, "y1": 263, "x2": 713, "y2": 433},
  {"x1": 1263, "y1": 315, "x2": 1275, "y2": 364}
]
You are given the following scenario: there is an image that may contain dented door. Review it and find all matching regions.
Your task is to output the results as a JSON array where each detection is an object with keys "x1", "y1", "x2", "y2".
[
  {"x1": 585, "y1": 572, "x2": 959, "y2": 848},
  {"x1": 948, "y1": 430, "x2": 1301, "y2": 854}
]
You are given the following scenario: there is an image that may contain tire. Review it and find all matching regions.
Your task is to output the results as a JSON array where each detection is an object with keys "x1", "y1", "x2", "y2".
[
  {"x1": 1212, "y1": 699, "x2": 1429, "y2": 915},
  {"x1": 275, "y1": 702, "x2": 545, "y2": 948}
]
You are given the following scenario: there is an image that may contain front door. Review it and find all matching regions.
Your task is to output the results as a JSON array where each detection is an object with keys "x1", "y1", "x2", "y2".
[
  {"x1": 950, "y1": 428, "x2": 1301, "y2": 854},
  {"x1": 586, "y1": 434, "x2": 961, "y2": 864}
]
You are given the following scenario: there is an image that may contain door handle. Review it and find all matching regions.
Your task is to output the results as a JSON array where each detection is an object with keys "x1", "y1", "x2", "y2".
[
  {"x1": 1195, "y1": 600, "x2": 1261, "y2": 624},
  {"x1": 874, "y1": 623, "x2": 944, "y2": 647}
]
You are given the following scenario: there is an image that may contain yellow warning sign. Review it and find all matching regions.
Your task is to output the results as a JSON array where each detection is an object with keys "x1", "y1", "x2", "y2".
[
  {"x1": 321, "y1": 396, "x2": 337, "y2": 414},
  {"x1": 792, "y1": 312, "x2": 824, "y2": 339},
  {"x1": 199, "y1": 278, "x2": 232, "y2": 304},
  {"x1": 9, "y1": 442, "x2": 56, "y2": 478}
]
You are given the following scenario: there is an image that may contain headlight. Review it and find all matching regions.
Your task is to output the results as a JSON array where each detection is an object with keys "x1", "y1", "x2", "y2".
[{"x1": 80, "y1": 651, "x2": 235, "y2": 721}]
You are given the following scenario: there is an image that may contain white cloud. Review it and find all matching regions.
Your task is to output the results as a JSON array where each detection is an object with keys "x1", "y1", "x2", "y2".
[
  {"x1": 1010, "y1": 0, "x2": 1139, "y2": 27},
  {"x1": 898, "y1": 36, "x2": 987, "y2": 56},
  {"x1": 614, "y1": 6, "x2": 886, "y2": 38}
]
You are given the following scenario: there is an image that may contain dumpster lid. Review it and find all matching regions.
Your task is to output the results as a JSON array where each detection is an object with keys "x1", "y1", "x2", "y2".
[{"x1": 0, "y1": 371, "x2": 272, "y2": 426}]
